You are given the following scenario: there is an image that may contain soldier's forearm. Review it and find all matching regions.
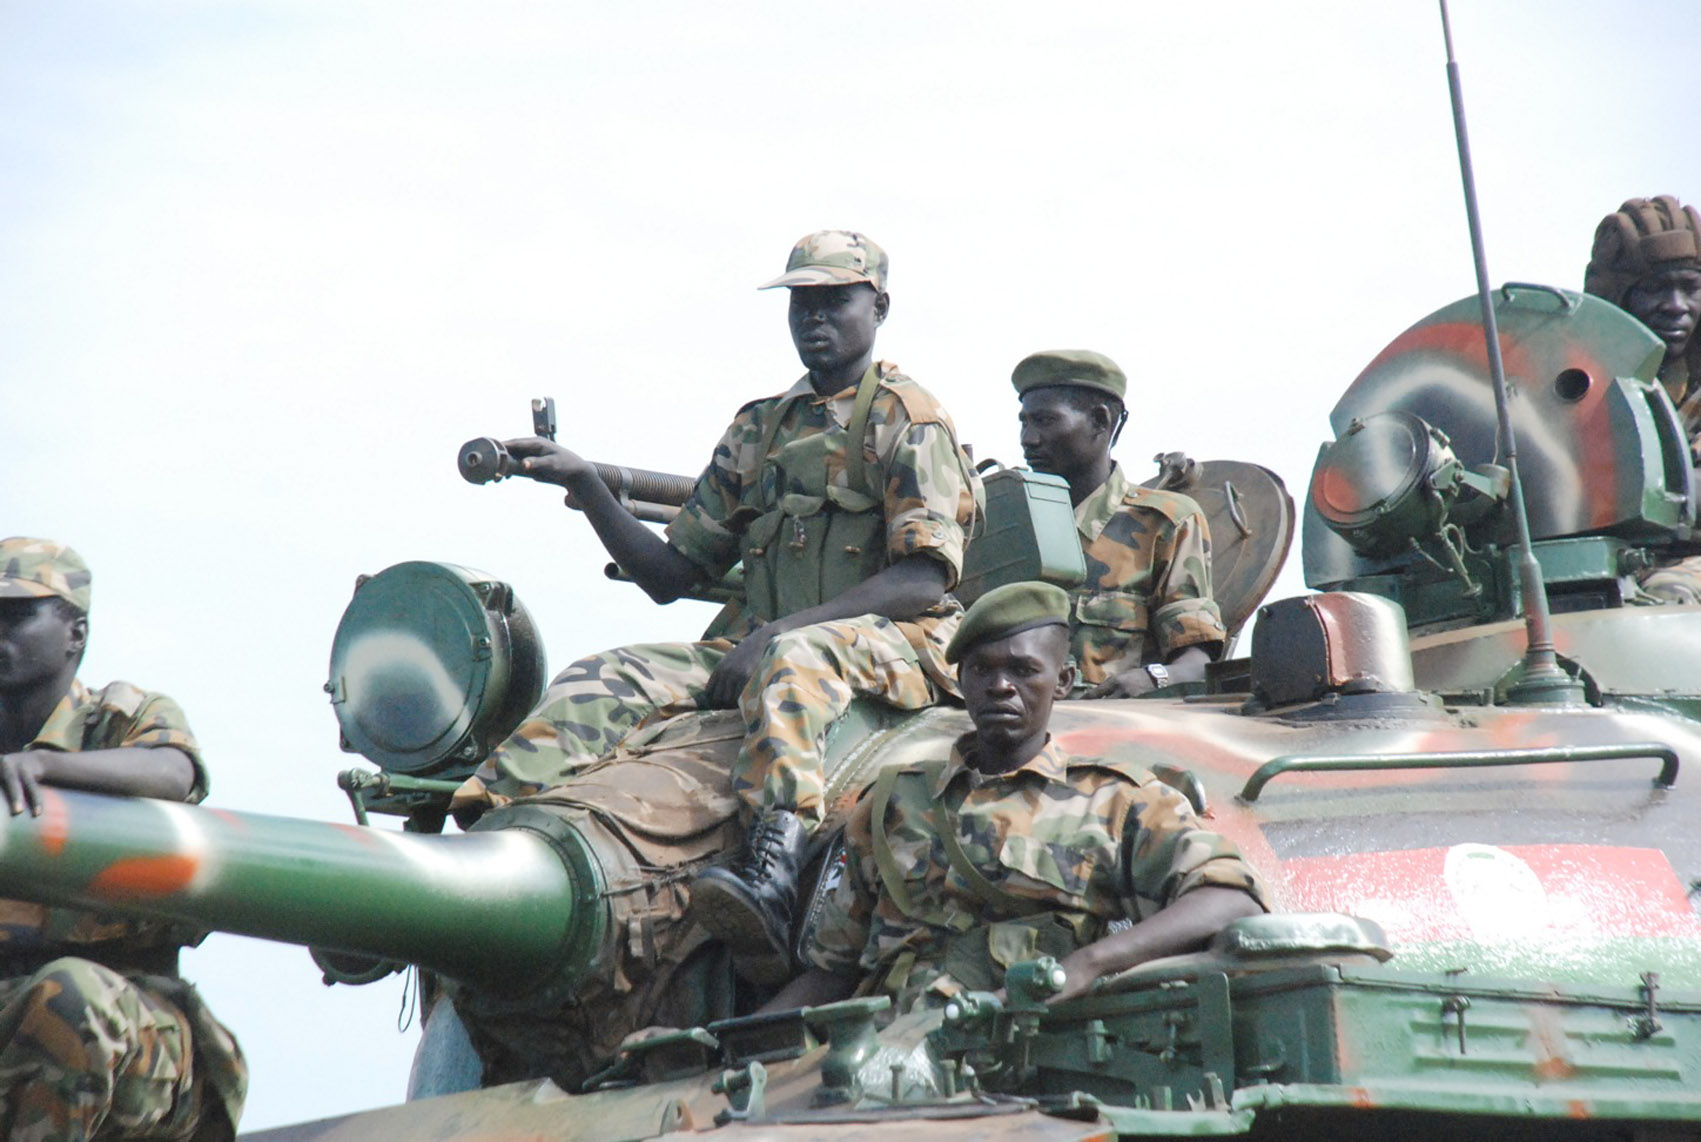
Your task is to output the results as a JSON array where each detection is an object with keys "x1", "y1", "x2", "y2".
[
  {"x1": 28, "y1": 746, "x2": 196, "y2": 803},
  {"x1": 763, "y1": 555, "x2": 948, "y2": 639},
  {"x1": 569, "y1": 473, "x2": 703, "y2": 603},
  {"x1": 1065, "y1": 886, "x2": 1262, "y2": 988}
]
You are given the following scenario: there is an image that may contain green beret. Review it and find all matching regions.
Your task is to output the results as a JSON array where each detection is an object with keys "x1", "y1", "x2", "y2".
[
  {"x1": 1011, "y1": 349, "x2": 1127, "y2": 401},
  {"x1": 945, "y1": 581, "x2": 1070, "y2": 664}
]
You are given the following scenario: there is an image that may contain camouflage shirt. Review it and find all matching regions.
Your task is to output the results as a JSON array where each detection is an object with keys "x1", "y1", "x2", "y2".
[
  {"x1": 1070, "y1": 463, "x2": 1226, "y2": 685},
  {"x1": 802, "y1": 733, "x2": 1264, "y2": 1005},
  {"x1": 0, "y1": 678, "x2": 206, "y2": 957},
  {"x1": 666, "y1": 361, "x2": 978, "y2": 681}
]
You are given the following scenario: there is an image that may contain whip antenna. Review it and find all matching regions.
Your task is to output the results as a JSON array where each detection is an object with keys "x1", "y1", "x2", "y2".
[{"x1": 1438, "y1": 0, "x2": 1583, "y2": 705}]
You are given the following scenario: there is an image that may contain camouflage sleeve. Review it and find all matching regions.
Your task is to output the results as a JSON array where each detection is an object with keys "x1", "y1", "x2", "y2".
[
  {"x1": 664, "y1": 403, "x2": 762, "y2": 581},
  {"x1": 800, "y1": 797, "x2": 878, "y2": 975},
  {"x1": 1117, "y1": 781, "x2": 1265, "y2": 920},
  {"x1": 874, "y1": 393, "x2": 972, "y2": 588},
  {"x1": 84, "y1": 684, "x2": 208, "y2": 804},
  {"x1": 1149, "y1": 507, "x2": 1227, "y2": 658}
]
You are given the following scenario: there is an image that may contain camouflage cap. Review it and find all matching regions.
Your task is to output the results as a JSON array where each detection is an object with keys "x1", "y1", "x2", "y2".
[
  {"x1": 759, "y1": 230, "x2": 889, "y2": 292},
  {"x1": 1011, "y1": 349, "x2": 1127, "y2": 400},
  {"x1": 945, "y1": 581, "x2": 1070, "y2": 664},
  {"x1": 1584, "y1": 196, "x2": 1701, "y2": 306},
  {"x1": 0, "y1": 537, "x2": 91, "y2": 614}
]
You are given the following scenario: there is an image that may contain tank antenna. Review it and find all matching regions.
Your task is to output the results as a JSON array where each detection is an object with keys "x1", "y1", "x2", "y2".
[{"x1": 1438, "y1": 0, "x2": 1582, "y2": 705}]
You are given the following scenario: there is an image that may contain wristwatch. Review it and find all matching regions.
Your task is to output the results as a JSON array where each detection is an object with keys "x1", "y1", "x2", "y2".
[{"x1": 1144, "y1": 662, "x2": 1170, "y2": 689}]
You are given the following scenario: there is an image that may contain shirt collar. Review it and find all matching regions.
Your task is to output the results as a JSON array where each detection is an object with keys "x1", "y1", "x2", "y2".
[
  {"x1": 1075, "y1": 461, "x2": 1131, "y2": 542},
  {"x1": 777, "y1": 362, "x2": 889, "y2": 427},
  {"x1": 933, "y1": 731, "x2": 1071, "y2": 796},
  {"x1": 29, "y1": 677, "x2": 91, "y2": 750}
]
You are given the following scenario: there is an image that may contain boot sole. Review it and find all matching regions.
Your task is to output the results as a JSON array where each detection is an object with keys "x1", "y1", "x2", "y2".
[{"x1": 691, "y1": 876, "x2": 789, "y2": 960}]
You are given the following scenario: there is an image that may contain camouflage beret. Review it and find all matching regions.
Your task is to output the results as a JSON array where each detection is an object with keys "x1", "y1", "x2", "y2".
[
  {"x1": 759, "y1": 230, "x2": 888, "y2": 292},
  {"x1": 945, "y1": 581, "x2": 1070, "y2": 664},
  {"x1": 0, "y1": 537, "x2": 91, "y2": 615},
  {"x1": 1011, "y1": 349, "x2": 1127, "y2": 401},
  {"x1": 1584, "y1": 196, "x2": 1701, "y2": 306}
]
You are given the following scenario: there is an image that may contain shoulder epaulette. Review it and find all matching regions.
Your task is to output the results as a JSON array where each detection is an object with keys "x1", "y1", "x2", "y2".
[
  {"x1": 88, "y1": 680, "x2": 150, "y2": 718},
  {"x1": 1119, "y1": 485, "x2": 1207, "y2": 525},
  {"x1": 874, "y1": 370, "x2": 948, "y2": 426}
]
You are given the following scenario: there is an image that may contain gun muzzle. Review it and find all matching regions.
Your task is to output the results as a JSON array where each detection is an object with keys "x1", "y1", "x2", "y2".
[{"x1": 458, "y1": 437, "x2": 516, "y2": 484}]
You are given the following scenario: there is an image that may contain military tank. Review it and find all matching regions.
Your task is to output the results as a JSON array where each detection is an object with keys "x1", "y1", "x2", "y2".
[{"x1": 3, "y1": 277, "x2": 1701, "y2": 1140}]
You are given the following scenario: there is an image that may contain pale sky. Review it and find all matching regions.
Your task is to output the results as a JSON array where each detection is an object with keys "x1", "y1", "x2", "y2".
[{"x1": 2, "y1": 0, "x2": 1698, "y2": 1130}]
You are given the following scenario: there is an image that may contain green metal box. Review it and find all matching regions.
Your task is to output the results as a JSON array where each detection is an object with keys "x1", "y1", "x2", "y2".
[{"x1": 957, "y1": 467, "x2": 1087, "y2": 606}]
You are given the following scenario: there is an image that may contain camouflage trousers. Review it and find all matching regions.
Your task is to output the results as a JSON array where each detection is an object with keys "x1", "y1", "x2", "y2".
[
  {"x1": 0, "y1": 957, "x2": 241, "y2": 1142},
  {"x1": 466, "y1": 616, "x2": 942, "y2": 826},
  {"x1": 1637, "y1": 555, "x2": 1701, "y2": 605}
]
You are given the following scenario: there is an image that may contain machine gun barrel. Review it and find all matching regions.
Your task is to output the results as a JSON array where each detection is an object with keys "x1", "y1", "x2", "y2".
[{"x1": 0, "y1": 787, "x2": 577, "y2": 996}]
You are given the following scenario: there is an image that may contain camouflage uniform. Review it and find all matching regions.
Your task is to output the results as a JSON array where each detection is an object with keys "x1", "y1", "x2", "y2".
[
  {"x1": 1069, "y1": 463, "x2": 1226, "y2": 687},
  {"x1": 466, "y1": 361, "x2": 976, "y2": 825},
  {"x1": 0, "y1": 680, "x2": 246, "y2": 1141},
  {"x1": 802, "y1": 733, "x2": 1265, "y2": 1011}
]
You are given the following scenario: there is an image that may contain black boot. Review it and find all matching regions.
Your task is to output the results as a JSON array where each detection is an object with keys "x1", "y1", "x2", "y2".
[{"x1": 693, "y1": 808, "x2": 809, "y2": 966}]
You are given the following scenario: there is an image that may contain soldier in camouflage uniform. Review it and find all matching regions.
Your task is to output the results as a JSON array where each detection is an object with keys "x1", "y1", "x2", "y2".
[
  {"x1": 1012, "y1": 350, "x2": 1226, "y2": 696},
  {"x1": 1583, "y1": 197, "x2": 1701, "y2": 604},
  {"x1": 0, "y1": 538, "x2": 245, "y2": 1141},
  {"x1": 766, "y1": 582, "x2": 1264, "y2": 1013},
  {"x1": 453, "y1": 231, "x2": 978, "y2": 968}
]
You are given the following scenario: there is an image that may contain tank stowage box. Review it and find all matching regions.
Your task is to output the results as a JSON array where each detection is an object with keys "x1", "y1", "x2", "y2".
[{"x1": 957, "y1": 467, "x2": 1086, "y2": 605}]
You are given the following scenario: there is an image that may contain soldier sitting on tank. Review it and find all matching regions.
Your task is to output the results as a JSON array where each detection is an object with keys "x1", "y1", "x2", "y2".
[
  {"x1": 0, "y1": 538, "x2": 246, "y2": 1141},
  {"x1": 1011, "y1": 350, "x2": 1225, "y2": 695},
  {"x1": 1584, "y1": 196, "x2": 1701, "y2": 603},
  {"x1": 761, "y1": 581, "x2": 1264, "y2": 1014},
  {"x1": 452, "y1": 230, "x2": 978, "y2": 970}
]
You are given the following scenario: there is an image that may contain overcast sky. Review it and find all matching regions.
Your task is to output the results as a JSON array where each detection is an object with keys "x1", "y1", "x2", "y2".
[{"x1": 3, "y1": 0, "x2": 1699, "y2": 1131}]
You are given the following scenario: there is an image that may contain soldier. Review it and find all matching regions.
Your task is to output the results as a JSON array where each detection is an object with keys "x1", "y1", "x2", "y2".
[
  {"x1": 0, "y1": 538, "x2": 245, "y2": 1141},
  {"x1": 1584, "y1": 197, "x2": 1701, "y2": 603},
  {"x1": 767, "y1": 581, "x2": 1265, "y2": 1013},
  {"x1": 1012, "y1": 350, "x2": 1226, "y2": 695},
  {"x1": 1585, "y1": 196, "x2": 1701, "y2": 452},
  {"x1": 453, "y1": 231, "x2": 978, "y2": 968}
]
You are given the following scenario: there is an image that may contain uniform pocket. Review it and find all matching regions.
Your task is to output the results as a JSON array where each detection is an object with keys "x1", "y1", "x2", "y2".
[{"x1": 1075, "y1": 590, "x2": 1150, "y2": 635}]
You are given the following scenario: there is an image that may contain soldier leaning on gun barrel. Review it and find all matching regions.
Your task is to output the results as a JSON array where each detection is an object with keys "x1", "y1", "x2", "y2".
[
  {"x1": 453, "y1": 231, "x2": 979, "y2": 977},
  {"x1": 1583, "y1": 196, "x2": 1701, "y2": 603},
  {"x1": 0, "y1": 539, "x2": 246, "y2": 1141}
]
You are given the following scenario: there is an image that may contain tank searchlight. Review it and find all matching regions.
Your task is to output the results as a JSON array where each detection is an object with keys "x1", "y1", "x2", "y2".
[{"x1": 1310, "y1": 411, "x2": 1509, "y2": 596}]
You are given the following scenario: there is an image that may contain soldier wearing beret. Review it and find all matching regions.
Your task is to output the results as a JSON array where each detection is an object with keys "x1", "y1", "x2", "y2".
[
  {"x1": 1012, "y1": 350, "x2": 1226, "y2": 696},
  {"x1": 1584, "y1": 197, "x2": 1701, "y2": 604},
  {"x1": 455, "y1": 232, "x2": 979, "y2": 973},
  {"x1": 766, "y1": 582, "x2": 1264, "y2": 1013},
  {"x1": 0, "y1": 538, "x2": 245, "y2": 1141}
]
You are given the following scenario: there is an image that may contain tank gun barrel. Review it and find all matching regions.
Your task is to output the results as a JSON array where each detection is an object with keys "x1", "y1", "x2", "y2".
[{"x1": 0, "y1": 787, "x2": 576, "y2": 996}]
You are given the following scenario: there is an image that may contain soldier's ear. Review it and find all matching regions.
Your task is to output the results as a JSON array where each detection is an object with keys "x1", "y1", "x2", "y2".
[
  {"x1": 1053, "y1": 659, "x2": 1076, "y2": 699},
  {"x1": 66, "y1": 614, "x2": 88, "y2": 659},
  {"x1": 872, "y1": 290, "x2": 890, "y2": 326}
]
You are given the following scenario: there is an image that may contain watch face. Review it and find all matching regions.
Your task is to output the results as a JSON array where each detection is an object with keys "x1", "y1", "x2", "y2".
[{"x1": 1146, "y1": 663, "x2": 1170, "y2": 686}]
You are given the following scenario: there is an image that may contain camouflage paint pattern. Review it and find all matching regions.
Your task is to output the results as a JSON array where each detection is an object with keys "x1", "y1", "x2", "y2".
[
  {"x1": 0, "y1": 679, "x2": 242, "y2": 1138},
  {"x1": 0, "y1": 539, "x2": 92, "y2": 616},
  {"x1": 1068, "y1": 464, "x2": 1225, "y2": 686},
  {"x1": 803, "y1": 734, "x2": 1264, "y2": 1008},
  {"x1": 460, "y1": 361, "x2": 974, "y2": 810},
  {"x1": 0, "y1": 959, "x2": 243, "y2": 1142},
  {"x1": 666, "y1": 361, "x2": 974, "y2": 638},
  {"x1": 461, "y1": 617, "x2": 944, "y2": 825}
]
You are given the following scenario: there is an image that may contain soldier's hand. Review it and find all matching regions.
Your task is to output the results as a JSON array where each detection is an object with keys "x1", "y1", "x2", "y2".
[
  {"x1": 1083, "y1": 668, "x2": 1156, "y2": 699},
  {"x1": 0, "y1": 750, "x2": 49, "y2": 817},
  {"x1": 704, "y1": 630, "x2": 774, "y2": 709},
  {"x1": 1049, "y1": 949, "x2": 1099, "y2": 1004},
  {"x1": 503, "y1": 437, "x2": 593, "y2": 490}
]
